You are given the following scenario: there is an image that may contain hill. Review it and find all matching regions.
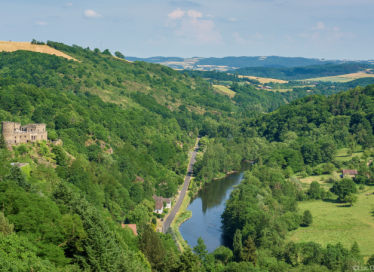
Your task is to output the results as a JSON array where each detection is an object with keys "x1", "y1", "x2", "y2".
[
  {"x1": 0, "y1": 41, "x2": 77, "y2": 61},
  {"x1": 234, "y1": 63, "x2": 373, "y2": 80},
  {"x1": 126, "y1": 55, "x2": 374, "y2": 71}
]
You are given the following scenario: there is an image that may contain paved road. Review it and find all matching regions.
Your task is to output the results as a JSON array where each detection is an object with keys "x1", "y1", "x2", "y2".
[{"x1": 162, "y1": 137, "x2": 200, "y2": 233}]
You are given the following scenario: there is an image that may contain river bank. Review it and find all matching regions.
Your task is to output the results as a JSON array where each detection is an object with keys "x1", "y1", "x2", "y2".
[{"x1": 179, "y1": 163, "x2": 250, "y2": 252}]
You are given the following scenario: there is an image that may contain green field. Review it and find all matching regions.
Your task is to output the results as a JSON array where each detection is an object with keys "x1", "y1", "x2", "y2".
[{"x1": 288, "y1": 189, "x2": 374, "y2": 259}]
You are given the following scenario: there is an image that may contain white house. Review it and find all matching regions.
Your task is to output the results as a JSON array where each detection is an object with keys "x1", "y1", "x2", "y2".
[{"x1": 154, "y1": 201, "x2": 164, "y2": 214}]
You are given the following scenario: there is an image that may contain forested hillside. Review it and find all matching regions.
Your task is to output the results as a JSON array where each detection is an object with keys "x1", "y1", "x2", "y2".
[
  {"x1": 1, "y1": 40, "x2": 374, "y2": 271},
  {"x1": 235, "y1": 63, "x2": 373, "y2": 80}
]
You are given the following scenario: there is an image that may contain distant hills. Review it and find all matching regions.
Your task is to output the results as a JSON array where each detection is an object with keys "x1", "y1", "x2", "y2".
[{"x1": 126, "y1": 55, "x2": 374, "y2": 71}]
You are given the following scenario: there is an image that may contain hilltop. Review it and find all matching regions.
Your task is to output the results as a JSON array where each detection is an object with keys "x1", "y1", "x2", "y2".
[{"x1": 0, "y1": 40, "x2": 77, "y2": 61}]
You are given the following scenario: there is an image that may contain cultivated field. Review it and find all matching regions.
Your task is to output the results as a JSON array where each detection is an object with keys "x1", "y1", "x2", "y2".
[
  {"x1": 0, "y1": 41, "x2": 77, "y2": 61},
  {"x1": 287, "y1": 189, "x2": 374, "y2": 259},
  {"x1": 213, "y1": 85, "x2": 236, "y2": 98},
  {"x1": 302, "y1": 72, "x2": 374, "y2": 83},
  {"x1": 237, "y1": 75, "x2": 288, "y2": 84}
]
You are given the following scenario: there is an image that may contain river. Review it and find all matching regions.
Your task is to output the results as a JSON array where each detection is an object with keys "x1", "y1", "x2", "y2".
[{"x1": 179, "y1": 163, "x2": 251, "y2": 252}]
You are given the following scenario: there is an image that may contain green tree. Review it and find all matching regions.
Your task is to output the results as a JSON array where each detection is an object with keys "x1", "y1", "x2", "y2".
[
  {"x1": 52, "y1": 145, "x2": 68, "y2": 166},
  {"x1": 193, "y1": 237, "x2": 208, "y2": 260},
  {"x1": 233, "y1": 229, "x2": 243, "y2": 262},
  {"x1": 138, "y1": 224, "x2": 166, "y2": 271},
  {"x1": 367, "y1": 254, "x2": 374, "y2": 267},
  {"x1": 344, "y1": 193, "x2": 358, "y2": 206},
  {"x1": 308, "y1": 181, "x2": 322, "y2": 199},
  {"x1": 301, "y1": 210, "x2": 313, "y2": 227},
  {"x1": 6, "y1": 165, "x2": 30, "y2": 190},
  {"x1": 115, "y1": 51, "x2": 125, "y2": 59},
  {"x1": 330, "y1": 178, "x2": 357, "y2": 200},
  {"x1": 242, "y1": 235, "x2": 257, "y2": 266},
  {"x1": 0, "y1": 133, "x2": 6, "y2": 149},
  {"x1": 350, "y1": 241, "x2": 361, "y2": 259},
  {"x1": 0, "y1": 212, "x2": 14, "y2": 237},
  {"x1": 102, "y1": 49, "x2": 112, "y2": 56}
]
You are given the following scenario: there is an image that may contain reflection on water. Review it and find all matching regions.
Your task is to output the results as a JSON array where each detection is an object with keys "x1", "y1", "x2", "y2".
[{"x1": 179, "y1": 163, "x2": 250, "y2": 252}]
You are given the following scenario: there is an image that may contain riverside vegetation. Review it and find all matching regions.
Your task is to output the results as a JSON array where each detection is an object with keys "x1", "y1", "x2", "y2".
[{"x1": 0, "y1": 40, "x2": 374, "y2": 271}]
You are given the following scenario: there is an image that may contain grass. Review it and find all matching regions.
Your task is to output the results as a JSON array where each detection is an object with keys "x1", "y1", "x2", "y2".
[
  {"x1": 300, "y1": 73, "x2": 374, "y2": 83},
  {"x1": 212, "y1": 85, "x2": 236, "y2": 98},
  {"x1": 171, "y1": 193, "x2": 192, "y2": 251},
  {"x1": 237, "y1": 75, "x2": 288, "y2": 84},
  {"x1": 335, "y1": 148, "x2": 363, "y2": 162},
  {"x1": 287, "y1": 188, "x2": 374, "y2": 259},
  {"x1": 0, "y1": 41, "x2": 77, "y2": 61}
]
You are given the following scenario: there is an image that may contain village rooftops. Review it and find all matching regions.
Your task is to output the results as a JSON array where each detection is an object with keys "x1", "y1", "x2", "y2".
[
  {"x1": 152, "y1": 194, "x2": 171, "y2": 204},
  {"x1": 155, "y1": 201, "x2": 163, "y2": 210},
  {"x1": 342, "y1": 169, "x2": 358, "y2": 177}
]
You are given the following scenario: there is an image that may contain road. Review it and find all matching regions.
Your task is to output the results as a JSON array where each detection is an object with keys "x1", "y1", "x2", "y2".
[{"x1": 162, "y1": 137, "x2": 200, "y2": 233}]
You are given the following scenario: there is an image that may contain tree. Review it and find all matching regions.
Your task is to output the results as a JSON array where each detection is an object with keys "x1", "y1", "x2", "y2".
[
  {"x1": 102, "y1": 49, "x2": 112, "y2": 56},
  {"x1": 233, "y1": 229, "x2": 243, "y2": 262},
  {"x1": 350, "y1": 241, "x2": 361, "y2": 259},
  {"x1": 367, "y1": 254, "x2": 374, "y2": 267},
  {"x1": 242, "y1": 235, "x2": 257, "y2": 266},
  {"x1": 301, "y1": 210, "x2": 313, "y2": 226},
  {"x1": 6, "y1": 165, "x2": 30, "y2": 190},
  {"x1": 52, "y1": 145, "x2": 68, "y2": 166},
  {"x1": 0, "y1": 133, "x2": 6, "y2": 149},
  {"x1": 308, "y1": 181, "x2": 322, "y2": 199},
  {"x1": 344, "y1": 193, "x2": 358, "y2": 206},
  {"x1": 115, "y1": 51, "x2": 125, "y2": 59},
  {"x1": 193, "y1": 237, "x2": 208, "y2": 260},
  {"x1": 0, "y1": 212, "x2": 14, "y2": 237},
  {"x1": 330, "y1": 178, "x2": 357, "y2": 200},
  {"x1": 284, "y1": 166, "x2": 294, "y2": 178},
  {"x1": 138, "y1": 224, "x2": 166, "y2": 271}
]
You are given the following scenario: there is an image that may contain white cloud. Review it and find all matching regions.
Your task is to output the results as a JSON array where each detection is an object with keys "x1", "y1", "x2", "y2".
[
  {"x1": 206, "y1": 14, "x2": 214, "y2": 18},
  {"x1": 166, "y1": 9, "x2": 222, "y2": 45},
  {"x1": 311, "y1": 21, "x2": 325, "y2": 30},
  {"x1": 64, "y1": 3, "x2": 73, "y2": 7},
  {"x1": 187, "y1": 10, "x2": 202, "y2": 18},
  {"x1": 36, "y1": 21, "x2": 47, "y2": 26},
  {"x1": 84, "y1": 10, "x2": 102, "y2": 18},
  {"x1": 228, "y1": 18, "x2": 237, "y2": 22},
  {"x1": 168, "y1": 8, "x2": 185, "y2": 20}
]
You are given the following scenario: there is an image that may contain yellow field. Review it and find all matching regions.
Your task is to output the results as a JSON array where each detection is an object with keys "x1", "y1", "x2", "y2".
[
  {"x1": 213, "y1": 85, "x2": 236, "y2": 98},
  {"x1": 238, "y1": 75, "x2": 288, "y2": 84},
  {"x1": 302, "y1": 72, "x2": 374, "y2": 83},
  {"x1": 0, "y1": 41, "x2": 77, "y2": 61}
]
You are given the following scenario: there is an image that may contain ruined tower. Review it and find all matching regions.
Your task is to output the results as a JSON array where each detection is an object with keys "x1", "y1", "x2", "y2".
[{"x1": 1, "y1": 121, "x2": 48, "y2": 146}]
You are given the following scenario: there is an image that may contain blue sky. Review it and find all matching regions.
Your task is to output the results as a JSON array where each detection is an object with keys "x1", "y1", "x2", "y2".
[{"x1": 1, "y1": 0, "x2": 373, "y2": 59}]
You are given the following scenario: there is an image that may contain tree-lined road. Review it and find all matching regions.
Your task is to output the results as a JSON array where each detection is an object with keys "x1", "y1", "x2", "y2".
[{"x1": 162, "y1": 137, "x2": 200, "y2": 233}]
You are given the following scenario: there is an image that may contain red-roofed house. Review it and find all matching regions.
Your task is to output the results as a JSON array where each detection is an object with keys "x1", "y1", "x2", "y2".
[
  {"x1": 154, "y1": 201, "x2": 164, "y2": 214},
  {"x1": 121, "y1": 224, "x2": 138, "y2": 235},
  {"x1": 342, "y1": 169, "x2": 358, "y2": 178}
]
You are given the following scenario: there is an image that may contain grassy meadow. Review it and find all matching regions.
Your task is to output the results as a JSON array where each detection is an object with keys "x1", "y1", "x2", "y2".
[
  {"x1": 213, "y1": 85, "x2": 236, "y2": 98},
  {"x1": 287, "y1": 188, "x2": 374, "y2": 259},
  {"x1": 238, "y1": 75, "x2": 288, "y2": 84},
  {"x1": 302, "y1": 73, "x2": 374, "y2": 83}
]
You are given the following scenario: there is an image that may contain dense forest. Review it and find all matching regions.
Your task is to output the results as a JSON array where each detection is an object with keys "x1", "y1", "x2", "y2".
[
  {"x1": 234, "y1": 63, "x2": 373, "y2": 80},
  {"x1": 1, "y1": 41, "x2": 374, "y2": 271}
]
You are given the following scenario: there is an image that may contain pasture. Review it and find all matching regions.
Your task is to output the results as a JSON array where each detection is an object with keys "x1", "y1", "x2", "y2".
[
  {"x1": 302, "y1": 73, "x2": 374, "y2": 83},
  {"x1": 213, "y1": 85, "x2": 236, "y2": 98},
  {"x1": 287, "y1": 188, "x2": 374, "y2": 260}
]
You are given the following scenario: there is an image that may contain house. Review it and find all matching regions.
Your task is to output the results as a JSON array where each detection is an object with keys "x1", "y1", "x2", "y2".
[
  {"x1": 153, "y1": 194, "x2": 171, "y2": 209},
  {"x1": 154, "y1": 201, "x2": 163, "y2": 214},
  {"x1": 342, "y1": 169, "x2": 358, "y2": 178},
  {"x1": 121, "y1": 224, "x2": 138, "y2": 235}
]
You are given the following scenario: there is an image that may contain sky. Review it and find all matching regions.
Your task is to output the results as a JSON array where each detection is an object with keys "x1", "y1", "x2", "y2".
[{"x1": 1, "y1": 0, "x2": 374, "y2": 60}]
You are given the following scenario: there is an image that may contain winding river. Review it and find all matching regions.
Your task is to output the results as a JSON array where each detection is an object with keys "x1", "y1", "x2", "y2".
[{"x1": 179, "y1": 163, "x2": 250, "y2": 252}]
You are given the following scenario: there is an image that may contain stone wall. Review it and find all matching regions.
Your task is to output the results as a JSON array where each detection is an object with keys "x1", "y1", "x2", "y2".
[{"x1": 2, "y1": 121, "x2": 48, "y2": 146}]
